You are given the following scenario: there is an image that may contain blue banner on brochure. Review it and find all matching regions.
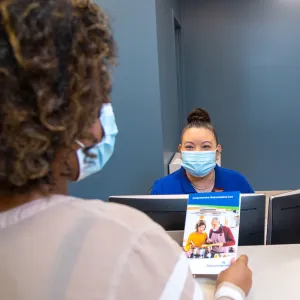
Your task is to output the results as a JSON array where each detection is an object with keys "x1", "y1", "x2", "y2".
[{"x1": 188, "y1": 191, "x2": 241, "y2": 208}]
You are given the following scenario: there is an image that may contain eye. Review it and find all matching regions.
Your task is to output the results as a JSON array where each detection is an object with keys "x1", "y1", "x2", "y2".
[
  {"x1": 202, "y1": 145, "x2": 212, "y2": 150},
  {"x1": 185, "y1": 145, "x2": 194, "y2": 150}
]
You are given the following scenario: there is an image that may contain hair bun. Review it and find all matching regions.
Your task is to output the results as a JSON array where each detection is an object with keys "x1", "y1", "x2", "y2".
[{"x1": 187, "y1": 108, "x2": 211, "y2": 124}]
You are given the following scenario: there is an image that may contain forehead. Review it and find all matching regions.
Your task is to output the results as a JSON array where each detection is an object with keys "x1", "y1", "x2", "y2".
[
  {"x1": 212, "y1": 219, "x2": 218, "y2": 223},
  {"x1": 182, "y1": 127, "x2": 215, "y2": 144}
]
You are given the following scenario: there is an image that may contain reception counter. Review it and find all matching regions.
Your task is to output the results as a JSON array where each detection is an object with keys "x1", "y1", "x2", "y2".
[{"x1": 196, "y1": 244, "x2": 299, "y2": 299}]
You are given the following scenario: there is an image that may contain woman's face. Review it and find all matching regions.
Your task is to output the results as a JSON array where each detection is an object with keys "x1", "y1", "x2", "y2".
[
  {"x1": 179, "y1": 127, "x2": 221, "y2": 158},
  {"x1": 181, "y1": 127, "x2": 216, "y2": 151},
  {"x1": 197, "y1": 225, "x2": 206, "y2": 233}
]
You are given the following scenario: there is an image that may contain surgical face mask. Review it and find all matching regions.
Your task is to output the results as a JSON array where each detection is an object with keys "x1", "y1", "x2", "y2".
[
  {"x1": 181, "y1": 150, "x2": 217, "y2": 178},
  {"x1": 75, "y1": 103, "x2": 118, "y2": 181}
]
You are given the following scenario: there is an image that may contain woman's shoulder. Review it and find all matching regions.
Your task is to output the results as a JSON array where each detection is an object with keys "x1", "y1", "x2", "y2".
[
  {"x1": 151, "y1": 169, "x2": 184, "y2": 194},
  {"x1": 154, "y1": 168, "x2": 183, "y2": 184},
  {"x1": 35, "y1": 196, "x2": 184, "y2": 299},
  {"x1": 66, "y1": 196, "x2": 161, "y2": 233},
  {"x1": 152, "y1": 169, "x2": 184, "y2": 189},
  {"x1": 215, "y1": 166, "x2": 254, "y2": 192},
  {"x1": 216, "y1": 165, "x2": 249, "y2": 182}
]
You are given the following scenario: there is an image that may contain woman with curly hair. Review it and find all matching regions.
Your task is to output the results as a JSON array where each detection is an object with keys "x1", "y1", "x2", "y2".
[{"x1": 0, "y1": 1, "x2": 252, "y2": 299}]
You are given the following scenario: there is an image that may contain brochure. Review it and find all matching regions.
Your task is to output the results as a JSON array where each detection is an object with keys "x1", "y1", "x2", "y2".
[{"x1": 182, "y1": 192, "x2": 241, "y2": 275}]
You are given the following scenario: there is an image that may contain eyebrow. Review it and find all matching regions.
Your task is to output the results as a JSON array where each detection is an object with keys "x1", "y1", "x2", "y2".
[
  {"x1": 184, "y1": 141, "x2": 213, "y2": 145},
  {"x1": 184, "y1": 141, "x2": 195, "y2": 145}
]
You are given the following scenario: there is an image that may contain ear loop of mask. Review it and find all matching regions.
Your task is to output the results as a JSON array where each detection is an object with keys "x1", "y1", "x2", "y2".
[{"x1": 76, "y1": 140, "x2": 85, "y2": 149}]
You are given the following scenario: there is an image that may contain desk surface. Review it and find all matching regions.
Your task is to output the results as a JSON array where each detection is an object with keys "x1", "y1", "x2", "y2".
[{"x1": 196, "y1": 244, "x2": 300, "y2": 299}]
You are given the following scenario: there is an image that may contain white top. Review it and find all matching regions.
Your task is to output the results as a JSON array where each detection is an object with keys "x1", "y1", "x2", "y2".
[{"x1": 0, "y1": 195, "x2": 244, "y2": 300}]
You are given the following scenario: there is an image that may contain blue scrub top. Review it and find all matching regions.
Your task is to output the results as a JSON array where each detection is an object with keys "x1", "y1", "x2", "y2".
[{"x1": 151, "y1": 165, "x2": 254, "y2": 195}]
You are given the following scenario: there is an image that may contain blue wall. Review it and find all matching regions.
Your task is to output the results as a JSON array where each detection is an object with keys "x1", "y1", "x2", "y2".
[
  {"x1": 182, "y1": 0, "x2": 300, "y2": 190},
  {"x1": 69, "y1": 0, "x2": 165, "y2": 200},
  {"x1": 68, "y1": 0, "x2": 300, "y2": 198},
  {"x1": 155, "y1": 0, "x2": 183, "y2": 175}
]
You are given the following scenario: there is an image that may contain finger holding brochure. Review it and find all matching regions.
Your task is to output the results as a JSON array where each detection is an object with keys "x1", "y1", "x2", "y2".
[{"x1": 182, "y1": 191, "x2": 241, "y2": 275}]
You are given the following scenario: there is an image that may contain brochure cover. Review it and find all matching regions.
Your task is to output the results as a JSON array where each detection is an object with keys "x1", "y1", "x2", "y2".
[{"x1": 183, "y1": 192, "x2": 241, "y2": 275}]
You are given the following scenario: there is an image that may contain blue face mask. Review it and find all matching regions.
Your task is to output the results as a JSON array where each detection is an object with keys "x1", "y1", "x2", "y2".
[
  {"x1": 76, "y1": 103, "x2": 118, "y2": 181},
  {"x1": 181, "y1": 150, "x2": 217, "y2": 178}
]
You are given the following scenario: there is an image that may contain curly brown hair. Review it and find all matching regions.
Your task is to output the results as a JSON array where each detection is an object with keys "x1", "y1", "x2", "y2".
[{"x1": 0, "y1": 0, "x2": 116, "y2": 195}]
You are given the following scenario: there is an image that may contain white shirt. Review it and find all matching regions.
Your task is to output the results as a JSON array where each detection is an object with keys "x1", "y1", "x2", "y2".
[{"x1": 0, "y1": 195, "x2": 245, "y2": 300}]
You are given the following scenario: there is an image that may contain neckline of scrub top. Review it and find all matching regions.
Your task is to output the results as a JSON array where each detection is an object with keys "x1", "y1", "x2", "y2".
[{"x1": 180, "y1": 165, "x2": 224, "y2": 194}]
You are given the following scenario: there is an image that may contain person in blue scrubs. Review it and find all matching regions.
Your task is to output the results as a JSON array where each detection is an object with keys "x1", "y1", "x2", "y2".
[{"x1": 151, "y1": 108, "x2": 254, "y2": 195}]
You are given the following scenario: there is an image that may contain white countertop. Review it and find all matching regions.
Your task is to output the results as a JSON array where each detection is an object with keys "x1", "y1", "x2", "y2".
[{"x1": 196, "y1": 244, "x2": 300, "y2": 299}]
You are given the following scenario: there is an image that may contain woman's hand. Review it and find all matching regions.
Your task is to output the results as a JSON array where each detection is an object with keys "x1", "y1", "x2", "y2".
[
  {"x1": 206, "y1": 238, "x2": 213, "y2": 243},
  {"x1": 216, "y1": 255, "x2": 252, "y2": 296}
]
